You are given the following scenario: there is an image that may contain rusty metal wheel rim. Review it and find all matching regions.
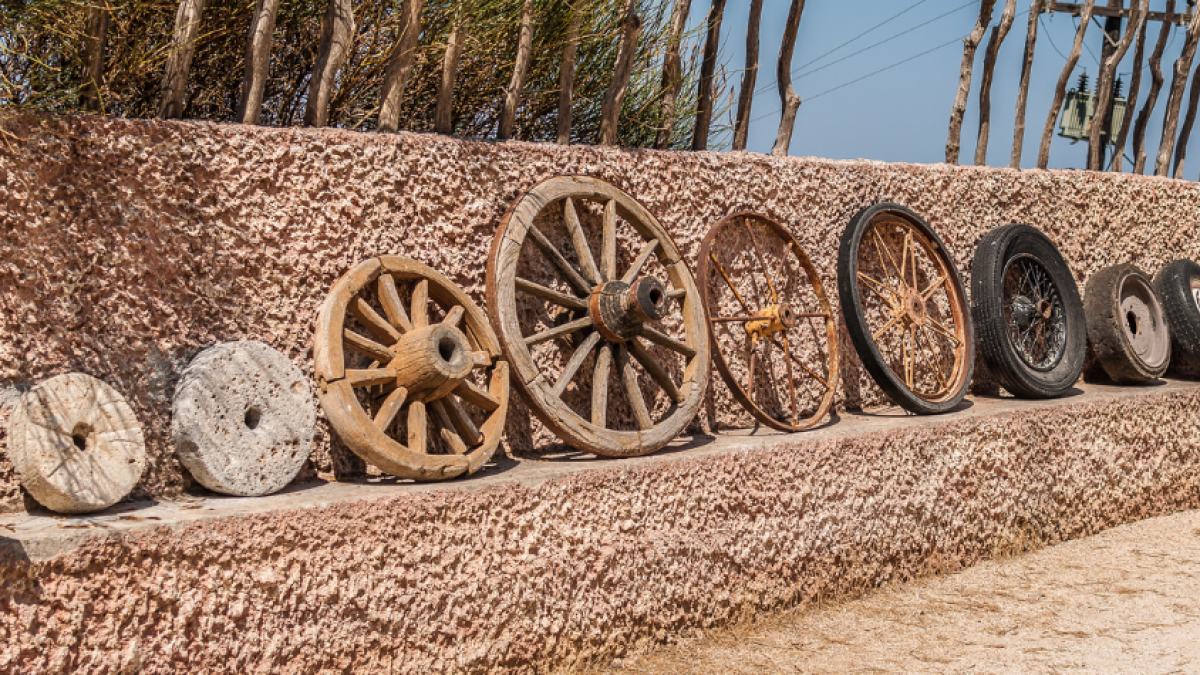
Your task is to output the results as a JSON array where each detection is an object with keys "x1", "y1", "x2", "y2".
[
  {"x1": 314, "y1": 256, "x2": 509, "y2": 481},
  {"x1": 852, "y1": 213, "x2": 971, "y2": 403},
  {"x1": 486, "y1": 176, "x2": 710, "y2": 458},
  {"x1": 698, "y1": 212, "x2": 839, "y2": 432},
  {"x1": 1002, "y1": 253, "x2": 1068, "y2": 372}
]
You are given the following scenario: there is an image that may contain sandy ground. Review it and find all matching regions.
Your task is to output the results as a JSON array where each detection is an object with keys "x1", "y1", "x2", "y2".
[{"x1": 588, "y1": 509, "x2": 1200, "y2": 675}]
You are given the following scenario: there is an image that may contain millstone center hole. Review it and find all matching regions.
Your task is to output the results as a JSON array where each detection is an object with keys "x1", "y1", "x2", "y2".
[
  {"x1": 1126, "y1": 311, "x2": 1139, "y2": 335},
  {"x1": 244, "y1": 406, "x2": 262, "y2": 430},
  {"x1": 438, "y1": 337, "x2": 458, "y2": 363},
  {"x1": 71, "y1": 423, "x2": 92, "y2": 451}
]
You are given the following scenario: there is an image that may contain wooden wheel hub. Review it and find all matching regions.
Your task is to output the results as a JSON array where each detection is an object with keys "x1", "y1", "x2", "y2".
[
  {"x1": 745, "y1": 304, "x2": 795, "y2": 341},
  {"x1": 588, "y1": 277, "x2": 668, "y2": 342},
  {"x1": 388, "y1": 324, "x2": 474, "y2": 400}
]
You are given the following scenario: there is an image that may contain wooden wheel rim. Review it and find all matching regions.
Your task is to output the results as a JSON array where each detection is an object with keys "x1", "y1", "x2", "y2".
[
  {"x1": 486, "y1": 176, "x2": 710, "y2": 458},
  {"x1": 314, "y1": 256, "x2": 509, "y2": 481},
  {"x1": 850, "y1": 210, "x2": 972, "y2": 403},
  {"x1": 698, "y1": 212, "x2": 839, "y2": 432}
]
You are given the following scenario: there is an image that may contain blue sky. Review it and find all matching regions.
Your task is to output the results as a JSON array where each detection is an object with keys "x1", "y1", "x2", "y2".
[{"x1": 692, "y1": 0, "x2": 1200, "y2": 174}]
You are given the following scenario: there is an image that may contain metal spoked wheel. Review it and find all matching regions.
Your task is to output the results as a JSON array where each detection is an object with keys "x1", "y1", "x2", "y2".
[
  {"x1": 837, "y1": 203, "x2": 975, "y2": 414},
  {"x1": 698, "y1": 212, "x2": 839, "y2": 432},
  {"x1": 314, "y1": 256, "x2": 510, "y2": 481},
  {"x1": 487, "y1": 176, "x2": 709, "y2": 458},
  {"x1": 1001, "y1": 255, "x2": 1067, "y2": 370}
]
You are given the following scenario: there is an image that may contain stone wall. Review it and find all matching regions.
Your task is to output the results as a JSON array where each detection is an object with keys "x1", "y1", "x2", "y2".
[{"x1": 3, "y1": 113, "x2": 1200, "y2": 506}]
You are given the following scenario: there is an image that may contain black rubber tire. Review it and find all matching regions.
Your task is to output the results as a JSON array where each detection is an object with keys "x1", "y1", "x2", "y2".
[
  {"x1": 970, "y1": 224, "x2": 1086, "y2": 398},
  {"x1": 1084, "y1": 264, "x2": 1171, "y2": 384},
  {"x1": 1153, "y1": 259, "x2": 1200, "y2": 377},
  {"x1": 837, "y1": 203, "x2": 975, "y2": 414}
]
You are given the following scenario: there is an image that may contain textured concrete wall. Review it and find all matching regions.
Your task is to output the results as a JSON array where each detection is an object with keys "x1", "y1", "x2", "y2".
[
  {"x1": 1, "y1": 385, "x2": 1198, "y2": 674},
  {"x1": 3, "y1": 114, "x2": 1200, "y2": 507}
]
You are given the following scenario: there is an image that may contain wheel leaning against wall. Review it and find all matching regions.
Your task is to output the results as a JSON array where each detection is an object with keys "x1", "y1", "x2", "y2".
[
  {"x1": 1084, "y1": 263, "x2": 1170, "y2": 384},
  {"x1": 314, "y1": 256, "x2": 510, "y2": 481},
  {"x1": 698, "y1": 212, "x2": 839, "y2": 431},
  {"x1": 1153, "y1": 259, "x2": 1200, "y2": 376},
  {"x1": 487, "y1": 176, "x2": 709, "y2": 457},
  {"x1": 837, "y1": 203, "x2": 975, "y2": 414},
  {"x1": 970, "y1": 224, "x2": 1086, "y2": 398}
]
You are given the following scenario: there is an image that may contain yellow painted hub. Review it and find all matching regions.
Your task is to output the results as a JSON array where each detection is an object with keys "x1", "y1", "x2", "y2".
[{"x1": 746, "y1": 305, "x2": 796, "y2": 342}]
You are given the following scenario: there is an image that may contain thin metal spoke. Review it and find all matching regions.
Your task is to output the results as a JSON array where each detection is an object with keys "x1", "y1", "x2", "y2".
[
  {"x1": 373, "y1": 386, "x2": 409, "y2": 430},
  {"x1": 344, "y1": 329, "x2": 394, "y2": 364},
  {"x1": 628, "y1": 338, "x2": 683, "y2": 403},
  {"x1": 616, "y1": 344, "x2": 653, "y2": 430},
  {"x1": 377, "y1": 274, "x2": 413, "y2": 333},
  {"x1": 528, "y1": 224, "x2": 594, "y2": 296},
  {"x1": 780, "y1": 336, "x2": 801, "y2": 423},
  {"x1": 899, "y1": 231, "x2": 911, "y2": 292},
  {"x1": 916, "y1": 326, "x2": 949, "y2": 390},
  {"x1": 411, "y1": 279, "x2": 430, "y2": 329},
  {"x1": 872, "y1": 312, "x2": 905, "y2": 342},
  {"x1": 870, "y1": 225, "x2": 905, "y2": 291},
  {"x1": 768, "y1": 336, "x2": 829, "y2": 389},
  {"x1": 925, "y1": 316, "x2": 962, "y2": 346},
  {"x1": 920, "y1": 275, "x2": 947, "y2": 301},
  {"x1": 747, "y1": 343, "x2": 758, "y2": 400},
  {"x1": 591, "y1": 343, "x2": 613, "y2": 427},
  {"x1": 858, "y1": 272, "x2": 898, "y2": 307},
  {"x1": 515, "y1": 277, "x2": 588, "y2": 309},
  {"x1": 743, "y1": 217, "x2": 780, "y2": 304},
  {"x1": 350, "y1": 297, "x2": 402, "y2": 345},
  {"x1": 621, "y1": 240, "x2": 660, "y2": 285},
  {"x1": 552, "y1": 331, "x2": 602, "y2": 397},
  {"x1": 563, "y1": 197, "x2": 601, "y2": 284},
  {"x1": 710, "y1": 252, "x2": 755, "y2": 316},
  {"x1": 601, "y1": 199, "x2": 617, "y2": 281},
  {"x1": 903, "y1": 327, "x2": 914, "y2": 389},
  {"x1": 525, "y1": 316, "x2": 593, "y2": 347},
  {"x1": 641, "y1": 326, "x2": 697, "y2": 359}
]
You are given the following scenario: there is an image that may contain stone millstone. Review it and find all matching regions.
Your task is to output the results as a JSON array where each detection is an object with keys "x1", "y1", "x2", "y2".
[
  {"x1": 6, "y1": 373, "x2": 146, "y2": 514},
  {"x1": 172, "y1": 341, "x2": 316, "y2": 496}
]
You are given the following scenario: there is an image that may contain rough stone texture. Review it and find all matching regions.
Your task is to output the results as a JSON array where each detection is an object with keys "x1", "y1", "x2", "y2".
[
  {"x1": 5, "y1": 373, "x2": 145, "y2": 513},
  {"x1": 1, "y1": 383, "x2": 1198, "y2": 674},
  {"x1": 4, "y1": 113, "x2": 1200, "y2": 506},
  {"x1": 171, "y1": 341, "x2": 315, "y2": 496}
]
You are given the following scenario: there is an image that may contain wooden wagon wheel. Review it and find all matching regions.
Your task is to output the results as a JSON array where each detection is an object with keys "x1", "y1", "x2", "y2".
[
  {"x1": 698, "y1": 212, "x2": 839, "y2": 432},
  {"x1": 314, "y1": 256, "x2": 509, "y2": 481},
  {"x1": 487, "y1": 176, "x2": 710, "y2": 457}
]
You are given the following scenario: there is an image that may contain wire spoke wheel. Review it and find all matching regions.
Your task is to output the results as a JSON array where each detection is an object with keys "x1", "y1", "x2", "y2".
[
  {"x1": 1002, "y1": 255, "x2": 1067, "y2": 371},
  {"x1": 698, "y1": 212, "x2": 838, "y2": 431},
  {"x1": 314, "y1": 256, "x2": 509, "y2": 481},
  {"x1": 838, "y1": 203, "x2": 974, "y2": 414},
  {"x1": 487, "y1": 176, "x2": 709, "y2": 457}
]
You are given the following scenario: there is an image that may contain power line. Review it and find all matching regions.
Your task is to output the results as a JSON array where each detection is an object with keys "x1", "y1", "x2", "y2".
[{"x1": 1042, "y1": 15, "x2": 1072, "y2": 60}]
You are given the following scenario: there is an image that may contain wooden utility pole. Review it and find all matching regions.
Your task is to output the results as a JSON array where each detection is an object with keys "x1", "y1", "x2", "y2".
[
  {"x1": 771, "y1": 0, "x2": 807, "y2": 156},
  {"x1": 1089, "y1": 0, "x2": 1146, "y2": 171},
  {"x1": 1132, "y1": 0, "x2": 1175, "y2": 174},
  {"x1": 976, "y1": 0, "x2": 1017, "y2": 166},
  {"x1": 599, "y1": 5, "x2": 643, "y2": 145},
  {"x1": 1038, "y1": 0, "x2": 1095, "y2": 168},
  {"x1": 1012, "y1": 0, "x2": 1046, "y2": 168},
  {"x1": 498, "y1": 0, "x2": 535, "y2": 141},
  {"x1": 693, "y1": 0, "x2": 728, "y2": 151},
  {"x1": 733, "y1": 0, "x2": 764, "y2": 151},
  {"x1": 1155, "y1": 5, "x2": 1200, "y2": 175},
  {"x1": 946, "y1": 0, "x2": 996, "y2": 165},
  {"x1": 654, "y1": 0, "x2": 691, "y2": 149}
]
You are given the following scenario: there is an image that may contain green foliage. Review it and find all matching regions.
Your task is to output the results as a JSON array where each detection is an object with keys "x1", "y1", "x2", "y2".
[{"x1": 0, "y1": 0, "x2": 720, "y2": 148}]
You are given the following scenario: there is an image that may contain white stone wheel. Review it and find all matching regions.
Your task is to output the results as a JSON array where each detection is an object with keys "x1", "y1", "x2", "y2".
[
  {"x1": 5, "y1": 373, "x2": 146, "y2": 513},
  {"x1": 486, "y1": 176, "x2": 710, "y2": 458},
  {"x1": 172, "y1": 341, "x2": 316, "y2": 496},
  {"x1": 314, "y1": 256, "x2": 510, "y2": 481}
]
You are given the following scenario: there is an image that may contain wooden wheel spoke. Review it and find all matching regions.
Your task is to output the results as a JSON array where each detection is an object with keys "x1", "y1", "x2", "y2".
[
  {"x1": 443, "y1": 306, "x2": 465, "y2": 328},
  {"x1": 373, "y1": 386, "x2": 408, "y2": 430},
  {"x1": 471, "y1": 351, "x2": 492, "y2": 368},
  {"x1": 525, "y1": 316, "x2": 593, "y2": 347},
  {"x1": 710, "y1": 252, "x2": 755, "y2": 316},
  {"x1": 628, "y1": 338, "x2": 682, "y2": 403},
  {"x1": 616, "y1": 344, "x2": 652, "y2": 430},
  {"x1": 454, "y1": 380, "x2": 501, "y2": 412},
  {"x1": 351, "y1": 298, "x2": 401, "y2": 345},
  {"x1": 346, "y1": 368, "x2": 398, "y2": 388},
  {"x1": 429, "y1": 400, "x2": 469, "y2": 455},
  {"x1": 344, "y1": 329, "x2": 394, "y2": 364},
  {"x1": 621, "y1": 240, "x2": 660, "y2": 285},
  {"x1": 743, "y1": 216, "x2": 780, "y2": 303},
  {"x1": 377, "y1": 274, "x2": 413, "y2": 333},
  {"x1": 552, "y1": 331, "x2": 602, "y2": 398},
  {"x1": 601, "y1": 200, "x2": 617, "y2": 281},
  {"x1": 515, "y1": 277, "x2": 588, "y2": 310},
  {"x1": 769, "y1": 336, "x2": 829, "y2": 389},
  {"x1": 443, "y1": 396, "x2": 483, "y2": 447},
  {"x1": 563, "y1": 197, "x2": 601, "y2": 284},
  {"x1": 528, "y1": 224, "x2": 593, "y2": 296},
  {"x1": 640, "y1": 326, "x2": 697, "y2": 359},
  {"x1": 407, "y1": 401, "x2": 427, "y2": 454},
  {"x1": 667, "y1": 288, "x2": 687, "y2": 300},
  {"x1": 872, "y1": 313, "x2": 905, "y2": 342},
  {"x1": 411, "y1": 279, "x2": 430, "y2": 329},
  {"x1": 591, "y1": 343, "x2": 613, "y2": 427},
  {"x1": 921, "y1": 275, "x2": 947, "y2": 301},
  {"x1": 925, "y1": 316, "x2": 962, "y2": 346}
]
